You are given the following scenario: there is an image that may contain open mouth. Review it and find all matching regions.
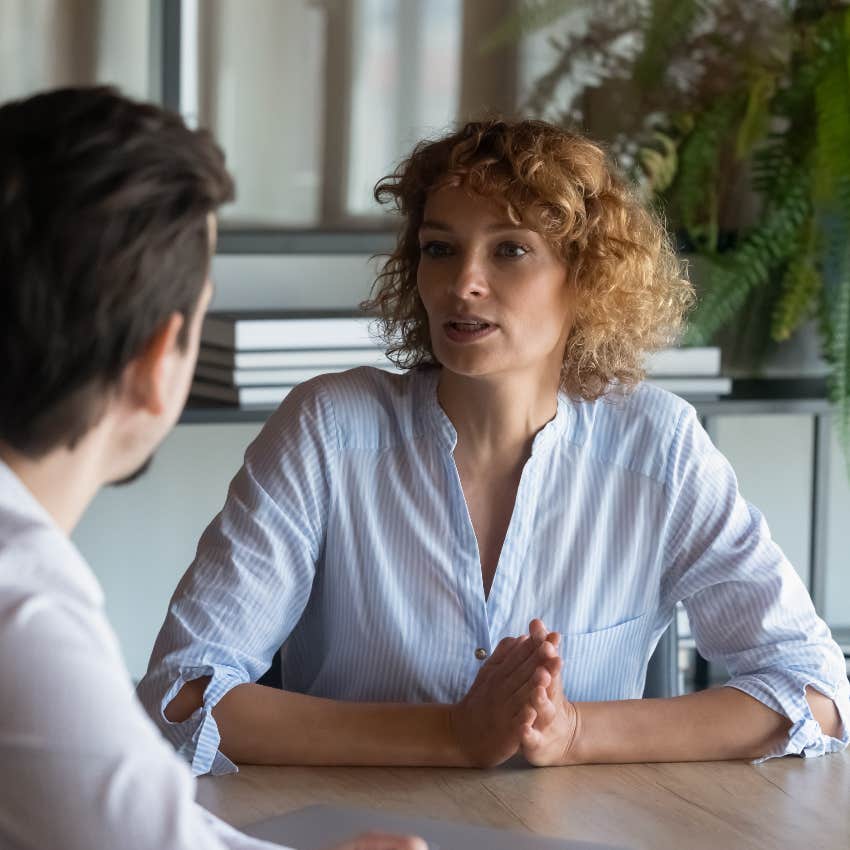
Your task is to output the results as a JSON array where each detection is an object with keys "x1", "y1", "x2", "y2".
[{"x1": 444, "y1": 319, "x2": 497, "y2": 341}]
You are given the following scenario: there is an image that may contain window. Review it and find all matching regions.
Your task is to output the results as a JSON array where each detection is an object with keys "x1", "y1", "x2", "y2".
[
  {"x1": 187, "y1": 0, "x2": 462, "y2": 229},
  {"x1": 0, "y1": 0, "x2": 153, "y2": 103}
]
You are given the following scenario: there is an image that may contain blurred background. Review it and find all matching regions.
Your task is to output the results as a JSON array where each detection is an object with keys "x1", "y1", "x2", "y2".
[{"x1": 2, "y1": 0, "x2": 848, "y2": 686}]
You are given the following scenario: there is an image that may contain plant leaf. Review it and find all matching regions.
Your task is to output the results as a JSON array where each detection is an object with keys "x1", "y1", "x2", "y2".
[
  {"x1": 770, "y1": 226, "x2": 820, "y2": 341},
  {"x1": 736, "y1": 70, "x2": 777, "y2": 159},
  {"x1": 633, "y1": 0, "x2": 706, "y2": 89},
  {"x1": 480, "y1": 0, "x2": 585, "y2": 54},
  {"x1": 684, "y1": 166, "x2": 812, "y2": 345}
]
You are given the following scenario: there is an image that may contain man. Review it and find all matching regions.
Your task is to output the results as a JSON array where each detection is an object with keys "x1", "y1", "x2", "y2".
[{"x1": 0, "y1": 86, "x2": 423, "y2": 850}]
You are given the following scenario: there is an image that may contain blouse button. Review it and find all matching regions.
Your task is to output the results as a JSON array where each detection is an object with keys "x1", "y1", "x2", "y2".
[{"x1": 474, "y1": 647, "x2": 488, "y2": 661}]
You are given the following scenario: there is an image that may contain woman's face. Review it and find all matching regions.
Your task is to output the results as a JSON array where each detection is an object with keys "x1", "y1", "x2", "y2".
[{"x1": 417, "y1": 185, "x2": 574, "y2": 384}]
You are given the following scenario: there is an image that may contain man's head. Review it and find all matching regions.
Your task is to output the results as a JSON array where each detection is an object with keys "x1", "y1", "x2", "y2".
[{"x1": 0, "y1": 86, "x2": 234, "y2": 479}]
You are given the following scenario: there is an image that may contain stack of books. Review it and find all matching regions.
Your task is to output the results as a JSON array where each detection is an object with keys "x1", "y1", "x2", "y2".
[
  {"x1": 191, "y1": 311, "x2": 395, "y2": 406},
  {"x1": 645, "y1": 347, "x2": 731, "y2": 397},
  {"x1": 190, "y1": 311, "x2": 730, "y2": 407}
]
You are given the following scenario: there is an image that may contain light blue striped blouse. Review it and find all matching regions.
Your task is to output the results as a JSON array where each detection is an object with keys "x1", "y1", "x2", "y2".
[{"x1": 137, "y1": 366, "x2": 849, "y2": 775}]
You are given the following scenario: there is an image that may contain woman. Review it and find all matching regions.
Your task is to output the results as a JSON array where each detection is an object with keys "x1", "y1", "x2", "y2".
[{"x1": 138, "y1": 120, "x2": 848, "y2": 774}]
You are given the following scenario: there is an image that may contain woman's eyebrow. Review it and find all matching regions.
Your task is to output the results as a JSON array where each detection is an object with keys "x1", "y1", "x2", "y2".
[
  {"x1": 419, "y1": 219, "x2": 532, "y2": 234},
  {"x1": 419, "y1": 219, "x2": 453, "y2": 232}
]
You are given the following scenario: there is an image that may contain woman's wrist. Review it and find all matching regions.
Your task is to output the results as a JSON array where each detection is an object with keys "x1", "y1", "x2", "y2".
[
  {"x1": 362, "y1": 702, "x2": 470, "y2": 767},
  {"x1": 563, "y1": 699, "x2": 639, "y2": 765},
  {"x1": 430, "y1": 703, "x2": 476, "y2": 766},
  {"x1": 445, "y1": 702, "x2": 477, "y2": 767},
  {"x1": 560, "y1": 701, "x2": 585, "y2": 765}
]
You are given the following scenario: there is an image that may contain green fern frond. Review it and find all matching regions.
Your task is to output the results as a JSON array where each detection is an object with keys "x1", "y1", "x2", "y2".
[
  {"x1": 673, "y1": 95, "x2": 745, "y2": 251},
  {"x1": 736, "y1": 70, "x2": 777, "y2": 159},
  {"x1": 824, "y1": 244, "x2": 850, "y2": 479},
  {"x1": 811, "y1": 8, "x2": 850, "y2": 472},
  {"x1": 751, "y1": 130, "x2": 802, "y2": 209},
  {"x1": 480, "y1": 0, "x2": 584, "y2": 53},
  {"x1": 681, "y1": 259, "x2": 742, "y2": 346},
  {"x1": 813, "y1": 15, "x2": 850, "y2": 208},
  {"x1": 684, "y1": 168, "x2": 812, "y2": 344},
  {"x1": 636, "y1": 130, "x2": 679, "y2": 195},
  {"x1": 633, "y1": 0, "x2": 706, "y2": 89},
  {"x1": 770, "y1": 222, "x2": 820, "y2": 341}
]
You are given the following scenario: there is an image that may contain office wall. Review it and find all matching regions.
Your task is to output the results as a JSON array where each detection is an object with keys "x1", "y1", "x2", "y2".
[
  {"x1": 712, "y1": 416, "x2": 814, "y2": 585},
  {"x1": 73, "y1": 423, "x2": 262, "y2": 679},
  {"x1": 713, "y1": 416, "x2": 850, "y2": 626},
  {"x1": 826, "y1": 428, "x2": 850, "y2": 626}
]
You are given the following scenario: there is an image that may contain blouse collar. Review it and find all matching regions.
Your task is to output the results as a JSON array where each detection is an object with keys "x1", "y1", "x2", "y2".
[{"x1": 418, "y1": 366, "x2": 571, "y2": 455}]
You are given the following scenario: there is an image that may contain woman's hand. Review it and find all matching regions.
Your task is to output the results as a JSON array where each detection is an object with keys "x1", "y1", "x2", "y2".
[
  {"x1": 326, "y1": 832, "x2": 428, "y2": 849},
  {"x1": 448, "y1": 633, "x2": 560, "y2": 768},
  {"x1": 519, "y1": 619, "x2": 581, "y2": 767}
]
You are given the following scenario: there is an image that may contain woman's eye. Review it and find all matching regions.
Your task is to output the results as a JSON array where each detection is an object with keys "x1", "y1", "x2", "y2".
[
  {"x1": 421, "y1": 241, "x2": 452, "y2": 258},
  {"x1": 497, "y1": 242, "x2": 529, "y2": 258}
]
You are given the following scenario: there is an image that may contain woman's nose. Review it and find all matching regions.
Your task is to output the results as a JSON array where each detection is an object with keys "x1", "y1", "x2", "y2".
[{"x1": 449, "y1": 254, "x2": 489, "y2": 298}]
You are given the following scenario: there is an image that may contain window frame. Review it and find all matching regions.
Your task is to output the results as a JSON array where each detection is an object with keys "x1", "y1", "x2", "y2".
[{"x1": 159, "y1": 0, "x2": 398, "y2": 255}]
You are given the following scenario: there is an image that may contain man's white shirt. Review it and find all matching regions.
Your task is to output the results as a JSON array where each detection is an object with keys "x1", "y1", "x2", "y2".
[{"x1": 0, "y1": 460, "x2": 283, "y2": 850}]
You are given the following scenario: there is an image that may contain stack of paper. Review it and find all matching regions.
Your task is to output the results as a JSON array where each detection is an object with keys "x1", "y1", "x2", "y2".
[
  {"x1": 190, "y1": 311, "x2": 395, "y2": 406},
  {"x1": 645, "y1": 347, "x2": 730, "y2": 397}
]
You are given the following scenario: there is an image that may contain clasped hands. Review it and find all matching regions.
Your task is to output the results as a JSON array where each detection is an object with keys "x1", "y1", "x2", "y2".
[{"x1": 449, "y1": 619, "x2": 579, "y2": 768}]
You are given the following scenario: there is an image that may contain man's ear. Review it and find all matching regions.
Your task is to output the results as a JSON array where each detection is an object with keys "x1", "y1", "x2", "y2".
[{"x1": 123, "y1": 313, "x2": 186, "y2": 416}]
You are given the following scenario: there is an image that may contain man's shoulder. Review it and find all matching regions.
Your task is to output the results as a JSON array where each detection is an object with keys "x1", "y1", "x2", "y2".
[{"x1": 0, "y1": 504, "x2": 103, "y2": 617}]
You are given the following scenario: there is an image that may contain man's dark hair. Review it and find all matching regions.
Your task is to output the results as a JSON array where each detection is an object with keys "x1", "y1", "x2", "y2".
[{"x1": 0, "y1": 86, "x2": 234, "y2": 457}]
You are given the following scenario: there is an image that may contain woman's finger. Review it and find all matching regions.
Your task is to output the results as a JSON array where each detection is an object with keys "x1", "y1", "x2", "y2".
[
  {"x1": 488, "y1": 635, "x2": 519, "y2": 665},
  {"x1": 531, "y1": 685, "x2": 556, "y2": 728},
  {"x1": 514, "y1": 702, "x2": 537, "y2": 729},
  {"x1": 529, "y1": 618, "x2": 548, "y2": 643},
  {"x1": 520, "y1": 721, "x2": 544, "y2": 751},
  {"x1": 495, "y1": 633, "x2": 537, "y2": 675},
  {"x1": 504, "y1": 639, "x2": 557, "y2": 695}
]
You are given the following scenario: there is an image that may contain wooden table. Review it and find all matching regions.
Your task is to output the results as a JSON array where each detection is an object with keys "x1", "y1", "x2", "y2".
[{"x1": 197, "y1": 752, "x2": 850, "y2": 850}]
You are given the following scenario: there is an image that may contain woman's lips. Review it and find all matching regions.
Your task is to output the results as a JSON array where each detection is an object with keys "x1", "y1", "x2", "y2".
[{"x1": 443, "y1": 320, "x2": 498, "y2": 343}]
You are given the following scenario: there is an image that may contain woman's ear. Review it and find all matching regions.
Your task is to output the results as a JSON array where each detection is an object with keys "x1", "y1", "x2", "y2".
[{"x1": 121, "y1": 313, "x2": 186, "y2": 416}]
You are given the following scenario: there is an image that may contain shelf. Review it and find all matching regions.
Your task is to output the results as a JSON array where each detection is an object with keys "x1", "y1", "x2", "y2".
[
  {"x1": 180, "y1": 403, "x2": 275, "y2": 425},
  {"x1": 691, "y1": 378, "x2": 831, "y2": 416},
  {"x1": 179, "y1": 377, "x2": 832, "y2": 425},
  {"x1": 216, "y1": 229, "x2": 397, "y2": 255}
]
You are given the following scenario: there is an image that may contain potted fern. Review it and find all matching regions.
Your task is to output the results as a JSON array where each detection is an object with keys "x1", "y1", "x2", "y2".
[{"x1": 491, "y1": 0, "x2": 850, "y2": 467}]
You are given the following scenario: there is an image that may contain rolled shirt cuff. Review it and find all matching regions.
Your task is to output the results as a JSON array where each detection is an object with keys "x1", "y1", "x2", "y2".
[
  {"x1": 725, "y1": 670, "x2": 850, "y2": 762},
  {"x1": 144, "y1": 663, "x2": 248, "y2": 776}
]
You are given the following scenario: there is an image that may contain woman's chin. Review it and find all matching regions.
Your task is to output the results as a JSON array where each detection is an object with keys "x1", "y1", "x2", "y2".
[{"x1": 437, "y1": 354, "x2": 503, "y2": 380}]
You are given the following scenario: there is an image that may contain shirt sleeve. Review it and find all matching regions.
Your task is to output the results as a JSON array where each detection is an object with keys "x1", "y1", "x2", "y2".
[
  {"x1": 659, "y1": 405, "x2": 849, "y2": 760},
  {"x1": 0, "y1": 587, "x2": 285, "y2": 850},
  {"x1": 136, "y1": 379, "x2": 338, "y2": 776}
]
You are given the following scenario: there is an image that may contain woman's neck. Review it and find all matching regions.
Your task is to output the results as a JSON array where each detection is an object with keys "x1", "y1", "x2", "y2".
[{"x1": 437, "y1": 367, "x2": 560, "y2": 471}]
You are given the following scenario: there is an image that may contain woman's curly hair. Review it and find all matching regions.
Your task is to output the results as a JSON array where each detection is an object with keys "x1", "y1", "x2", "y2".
[{"x1": 363, "y1": 119, "x2": 695, "y2": 400}]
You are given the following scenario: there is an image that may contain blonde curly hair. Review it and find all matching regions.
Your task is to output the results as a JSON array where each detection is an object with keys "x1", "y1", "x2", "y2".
[{"x1": 364, "y1": 119, "x2": 695, "y2": 400}]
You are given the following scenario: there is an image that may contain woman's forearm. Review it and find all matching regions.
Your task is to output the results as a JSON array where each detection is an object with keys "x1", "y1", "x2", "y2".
[
  {"x1": 166, "y1": 677, "x2": 464, "y2": 766},
  {"x1": 571, "y1": 686, "x2": 792, "y2": 764},
  {"x1": 211, "y1": 682, "x2": 466, "y2": 767}
]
